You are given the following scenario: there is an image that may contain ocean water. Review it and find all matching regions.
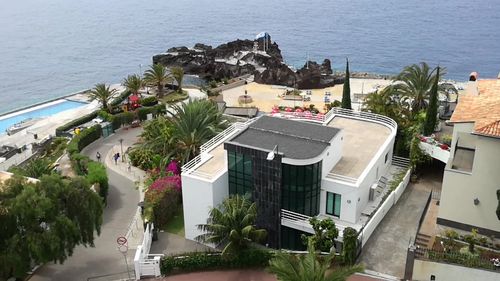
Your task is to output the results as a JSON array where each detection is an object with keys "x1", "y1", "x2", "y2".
[{"x1": 1, "y1": 0, "x2": 499, "y2": 115}]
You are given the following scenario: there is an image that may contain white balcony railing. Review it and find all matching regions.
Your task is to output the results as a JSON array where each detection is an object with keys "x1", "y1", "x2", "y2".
[{"x1": 182, "y1": 118, "x2": 256, "y2": 174}]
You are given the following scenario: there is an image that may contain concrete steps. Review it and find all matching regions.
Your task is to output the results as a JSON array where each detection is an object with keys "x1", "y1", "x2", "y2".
[{"x1": 415, "y1": 233, "x2": 431, "y2": 248}]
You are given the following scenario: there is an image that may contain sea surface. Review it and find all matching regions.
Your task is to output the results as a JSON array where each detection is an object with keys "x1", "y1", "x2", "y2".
[{"x1": 1, "y1": 0, "x2": 499, "y2": 115}]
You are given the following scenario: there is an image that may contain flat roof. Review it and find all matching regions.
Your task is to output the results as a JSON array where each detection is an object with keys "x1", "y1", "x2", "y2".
[
  {"x1": 327, "y1": 117, "x2": 391, "y2": 178},
  {"x1": 229, "y1": 116, "x2": 340, "y2": 159}
]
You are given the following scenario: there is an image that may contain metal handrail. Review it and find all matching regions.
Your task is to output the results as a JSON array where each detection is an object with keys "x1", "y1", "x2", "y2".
[{"x1": 326, "y1": 173, "x2": 358, "y2": 184}]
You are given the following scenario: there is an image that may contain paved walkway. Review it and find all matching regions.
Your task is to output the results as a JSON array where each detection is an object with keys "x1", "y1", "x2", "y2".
[
  {"x1": 30, "y1": 127, "x2": 143, "y2": 281},
  {"x1": 358, "y1": 163, "x2": 444, "y2": 278},
  {"x1": 150, "y1": 232, "x2": 210, "y2": 256}
]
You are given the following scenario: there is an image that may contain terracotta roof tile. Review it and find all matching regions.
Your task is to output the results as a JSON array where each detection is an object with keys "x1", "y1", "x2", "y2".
[{"x1": 451, "y1": 80, "x2": 500, "y2": 137}]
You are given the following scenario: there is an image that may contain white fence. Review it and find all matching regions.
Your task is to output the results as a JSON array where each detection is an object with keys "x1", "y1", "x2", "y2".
[
  {"x1": 359, "y1": 168, "x2": 411, "y2": 245},
  {"x1": 133, "y1": 223, "x2": 163, "y2": 280}
]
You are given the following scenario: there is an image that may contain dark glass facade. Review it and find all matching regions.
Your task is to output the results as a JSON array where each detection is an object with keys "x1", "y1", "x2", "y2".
[
  {"x1": 281, "y1": 226, "x2": 308, "y2": 251},
  {"x1": 281, "y1": 162, "x2": 322, "y2": 216},
  {"x1": 228, "y1": 151, "x2": 253, "y2": 196}
]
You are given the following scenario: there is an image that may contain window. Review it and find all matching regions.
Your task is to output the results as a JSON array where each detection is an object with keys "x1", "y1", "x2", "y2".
[
  {"x1": 326, "y1": 192, "x2": 341, "y2": 217},
  {"x1": 228, "y1": 151, "x2": 253, "y2": 196},
  {"x1": 281, "y1": 162, "x2": 322, "y2": 216},
  {"x1": 384, "y1": 152, "x2": 389, "y2": 163}
]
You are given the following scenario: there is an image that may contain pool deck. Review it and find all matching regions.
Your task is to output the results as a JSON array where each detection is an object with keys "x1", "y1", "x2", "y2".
[{"x1": 0, "y1": 84, "x2": 124, "y2": 171}]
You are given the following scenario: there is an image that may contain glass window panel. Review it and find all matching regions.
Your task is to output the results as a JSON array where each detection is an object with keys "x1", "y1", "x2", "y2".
[
  {"x1": 326, "y1": 192, "x2": 334, "y2": 215},
  {"x1": 334, "y1": 193, "x2": 341, "y2": 217}
]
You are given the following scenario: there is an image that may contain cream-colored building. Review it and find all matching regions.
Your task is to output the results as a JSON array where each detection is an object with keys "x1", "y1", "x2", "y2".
[{"x1": 437, "y1": 79, "x2": 500, "y2": 236}]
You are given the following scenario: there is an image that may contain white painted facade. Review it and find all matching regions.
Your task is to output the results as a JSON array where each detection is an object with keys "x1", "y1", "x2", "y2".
[
  {"x1": 181, "y1": 109, "x2": 399, "y2": 244},
  {"x1": 438, "y1": 122, "x2": 500, "y2": 233}
]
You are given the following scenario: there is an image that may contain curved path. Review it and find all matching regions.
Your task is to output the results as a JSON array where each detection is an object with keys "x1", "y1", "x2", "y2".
[{"x1": 30, "y1": 127, "x2": 143, "y2": 281}]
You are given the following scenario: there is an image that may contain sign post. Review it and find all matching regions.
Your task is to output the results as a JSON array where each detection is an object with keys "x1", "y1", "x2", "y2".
[{"x1": 117, "y1": 236, "x2": 131, "y2": 280}]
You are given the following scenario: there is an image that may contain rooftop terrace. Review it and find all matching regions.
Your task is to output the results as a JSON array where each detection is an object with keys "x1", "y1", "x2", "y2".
[
  {"x1": 183, "y1": 108, "x2": 396, "y2": 182},
  {"x1": 327, "y1": 116, "x2": 392, "y2": 179}
]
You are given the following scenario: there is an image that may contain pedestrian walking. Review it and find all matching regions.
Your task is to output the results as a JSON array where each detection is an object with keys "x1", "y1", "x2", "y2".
[
  {"x1": 113, "y1": 153, "x2": 119, "y2": 165},
  {"x1": 96, "y1": 151, "x2": 101, "y2": 162}
]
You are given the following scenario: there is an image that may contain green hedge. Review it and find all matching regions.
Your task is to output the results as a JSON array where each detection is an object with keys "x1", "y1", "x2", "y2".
[
  {"x1": 86, "y1": 161, "x2": 109, "y2": 201},
  {"x1": 110, "y1": 90, "x2": 131, "y2": 106},
  {"x1": 138, "y1": 104, "x2": 165, "y2": 121},
  {"x1": 160, "y1": 249, "x2": 273, "y2": 275},
  {"x1": 56, "y1": 111, "x2": 98, "y2": 137},
  {"x1": 111, "y1": 112, "x2": 135, "y2": 130},
  {"x1": 67, "y1": 125, "x2": 102, "y2": 155},
  {"x1": 140, "y1": 96, "x2": 158, "y2": 107}
]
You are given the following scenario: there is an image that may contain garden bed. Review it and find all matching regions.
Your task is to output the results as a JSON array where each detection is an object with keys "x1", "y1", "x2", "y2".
[{"x1": 160, "y1": 91, "x2": 189, "y2": 103}]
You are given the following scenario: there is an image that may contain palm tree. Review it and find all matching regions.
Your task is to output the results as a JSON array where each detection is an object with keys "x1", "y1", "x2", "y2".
[
  {"x1": 89, "y1": 83, "x2": 117, "y2": 112},
  {"x1": 168, "y1": 99, "x2": 226, "y2": 163},
  {"x1": 196, "y1": 195, "x2": 267, "y2": 257},
  {"x1": 144, "y1": 64, "x2": 171, "y2": 98},
  {"x1": 170, "y1": 66, "x2": 184, "y2": 93},
  {"x1": 392, "y1": 62, "x2": 456, "y2": 116},
  {"x1": 123, "y1": 74, "x2": 144, "y2": 96},
  {"x1": 362, "y1": 86, "x2": 409, "y2": 127},
  {"x1": 268, "y1": 240, "x2": 363, "y2": 281}
]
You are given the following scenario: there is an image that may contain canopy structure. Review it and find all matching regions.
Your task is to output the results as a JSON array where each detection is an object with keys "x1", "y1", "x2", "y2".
[{"x1": 255, "y1": 32, "x2": 270, "y2": 51}]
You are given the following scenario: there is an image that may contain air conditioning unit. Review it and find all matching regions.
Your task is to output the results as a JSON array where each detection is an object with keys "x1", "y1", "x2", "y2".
[{"x1": 369, "y1": 183, "x2": 377, "y2": 201}]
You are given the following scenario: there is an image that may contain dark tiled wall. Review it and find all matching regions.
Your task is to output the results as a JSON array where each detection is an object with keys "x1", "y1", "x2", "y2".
[{"x1": 225, "y1": 143, "x2": 282, "y2": 248}]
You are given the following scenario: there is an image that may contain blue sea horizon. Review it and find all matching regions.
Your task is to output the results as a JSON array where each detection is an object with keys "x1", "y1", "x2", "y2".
[{"x1": 1, "y1": 0, "x2": 499, "y2": 115}]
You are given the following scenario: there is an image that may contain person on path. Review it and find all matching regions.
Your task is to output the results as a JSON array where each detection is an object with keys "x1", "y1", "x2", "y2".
[
  {"x1": 96, "y1": 151, "x2": 101, "y2": 162},
  {"x1": 113, "y1": 153, "x2": 120, "y2": 165}
]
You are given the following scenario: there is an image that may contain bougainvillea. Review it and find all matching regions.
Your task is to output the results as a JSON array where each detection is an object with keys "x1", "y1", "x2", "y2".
[
  {"x1": 166, "y1": 160, "x2": 181, "y2": 175},
  {"x1": 165, "y1": 175, "x2": 182, "y2": 192}
]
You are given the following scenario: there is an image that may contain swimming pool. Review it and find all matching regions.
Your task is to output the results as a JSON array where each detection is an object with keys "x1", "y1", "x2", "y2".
[{"x1": 0, "y1": 100, "x2": 88, "y2": 134}]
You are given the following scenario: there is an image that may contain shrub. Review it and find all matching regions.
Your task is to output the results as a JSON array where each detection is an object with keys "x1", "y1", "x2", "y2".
[
  {"x1": 109, "y1": 90, "x2": 131, "y2": 106},
  {"x1": 128, "y1": 147, "x2": 155, "y2": 170},
  {"x1": 67, "y1": 125, "x2": 102, "y2": 155},
  {"x1": 70, "y1": 153, "x2": 91, "y2": 175},
  {"x1": 342, "y1": 227, "x2": 358, "y2": 265},
  {"x1": 137, "y1": 104, "x2": 165, "y2": 121},
  {"x1": 112, "y1": 111, "x2": 135, "y2": 130},
  {"x1": 160, "y1": 249, "x2": 273, "y2": 275},
  {"x1": 144, "y1": 184, "x2": 181, "y2": 228},
  {"x1": 86, "y1": 161, "x2": 109, "y2": 201},
  {"x1": 441, "y1": 134, "x2": 452, "y2": 145},
  {"x1": 140, "y1": 96, "x2": 158, "y2": 107},
  {"x1": 55, "y1": 111, "x2": 98, "y2": 136}
]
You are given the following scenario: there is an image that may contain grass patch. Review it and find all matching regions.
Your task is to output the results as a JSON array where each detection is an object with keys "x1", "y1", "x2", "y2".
[
  {"x1": 160, "y1": 90, "x2": 188, "y2": 103},
  {"x1": 163, "y1": 205, "x2": 185, "y2": 236}
]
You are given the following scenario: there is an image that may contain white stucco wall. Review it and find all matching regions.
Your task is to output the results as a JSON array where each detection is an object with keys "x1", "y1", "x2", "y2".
[
  {"x1": 321, "y1": 130, "x2": 344, "y2": 176},
  {"x1": 412, "y1": 260, "x2": 499, "y2": 281},
  {"x1": 439, "y1": 130, "x2": 500, "y2": 233},
  {"x1": 320, "y1": 180, "x2": 359, "y2": 223},
  {"x1": 450, "y1": 123, "x2": 475, "y2": 155},
  {"x1": 182, "y1": 171, "x2": 229, "y2": 241}
]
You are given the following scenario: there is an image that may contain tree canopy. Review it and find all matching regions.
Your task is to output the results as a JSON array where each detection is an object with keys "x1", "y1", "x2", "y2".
[
  {"x1": 89, "y1": 83, "x2": 116, "y2": 113},
  {"x1": 341, "y1": 58, "x2": 352, "y2": 109},
  {"x1": 0, "y1": 175, "x2": 103, "y2": 279},
  {"x1": 268, "y1": 240, "x2": 362, "y2": 281}
]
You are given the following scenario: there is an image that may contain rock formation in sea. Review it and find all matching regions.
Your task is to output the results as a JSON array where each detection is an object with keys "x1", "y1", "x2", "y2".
[{"x1": 152, "y1": 35, "x2": 343, "y2": 89}]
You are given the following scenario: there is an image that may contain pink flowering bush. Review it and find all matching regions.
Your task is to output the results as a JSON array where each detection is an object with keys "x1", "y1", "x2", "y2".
[{"x1": 166, "y1": 160, "x2": 181, "y2": 175}]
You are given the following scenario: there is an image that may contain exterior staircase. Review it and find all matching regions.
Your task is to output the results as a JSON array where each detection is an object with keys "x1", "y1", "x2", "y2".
[{"x1": 415, "y1": 233, "x2": 431, "y2": 248}]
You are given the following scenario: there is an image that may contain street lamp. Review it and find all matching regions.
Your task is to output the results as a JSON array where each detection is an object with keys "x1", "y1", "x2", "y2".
[
  {"x1": 119, "y1": 138, "x2": 124, "y2": 163},
  {"x1": 266, "y1": 145, "x2": 279, "y2": 161}
]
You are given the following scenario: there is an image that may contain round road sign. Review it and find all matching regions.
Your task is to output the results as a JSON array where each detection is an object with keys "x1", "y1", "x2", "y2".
[{"x1": 117, "y1": 236, "x2": 127, "y2": 246}]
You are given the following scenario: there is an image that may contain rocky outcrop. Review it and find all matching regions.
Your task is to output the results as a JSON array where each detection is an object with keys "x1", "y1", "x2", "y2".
[{"x1": 153, "y1": 35, "x2": 343, "y2": 89}]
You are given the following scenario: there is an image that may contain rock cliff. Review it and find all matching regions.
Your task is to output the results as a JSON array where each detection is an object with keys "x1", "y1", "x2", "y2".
[{"x1": 153, "y1": 35, "x2": 343, "y2": 89}]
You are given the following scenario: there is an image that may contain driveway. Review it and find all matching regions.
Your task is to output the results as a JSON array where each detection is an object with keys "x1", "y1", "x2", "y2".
[
  {"x1": 30, "y1": 127, "x2": 143, "y2": 281},
  {"x1": 358, "y1": 162, "x2": 443, "y2": 278}
]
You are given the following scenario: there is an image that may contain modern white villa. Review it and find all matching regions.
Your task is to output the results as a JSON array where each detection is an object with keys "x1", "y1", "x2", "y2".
[
  {"x1": 181, "y1": 107, "x2": 410, "y2": 250},
  {"x1": 437, "y1": 78, "x2": 500, "y2": 236}
]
